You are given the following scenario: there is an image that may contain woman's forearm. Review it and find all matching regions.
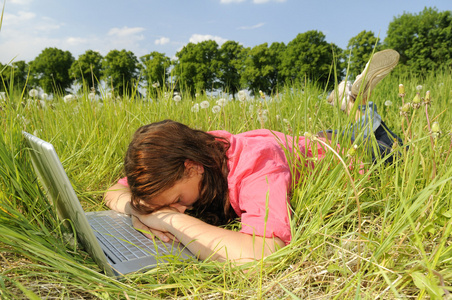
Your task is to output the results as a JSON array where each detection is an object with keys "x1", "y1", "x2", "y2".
[
  {"x1": 104, "y1": 183, "x2": 135, "y2": 215},
  {"x1": 141, "y1": 211, "x2": 285, "y2": 262}
]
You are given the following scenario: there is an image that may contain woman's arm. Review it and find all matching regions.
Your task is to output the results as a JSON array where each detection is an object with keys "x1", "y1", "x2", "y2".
[
  {"x1": 104, "y1": 183, "x2": 181, "y2": 242},
  {"x1": 105, "y1": 183, "x2": 285, "y2": 262},
  {"x1": 137, "y1": 209, "x2": 285, "y2": 262},
  {"x1": 104, "y1": 183, "x2": 135, "y2": 215}
]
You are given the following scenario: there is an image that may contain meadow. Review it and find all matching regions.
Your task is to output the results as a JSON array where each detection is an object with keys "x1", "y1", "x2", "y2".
[{"x1": 1, "y1": 69, "x2": 452, "y2": 299}]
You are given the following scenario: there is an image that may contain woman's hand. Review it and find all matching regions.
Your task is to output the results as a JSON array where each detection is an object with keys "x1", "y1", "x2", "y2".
[{"x1": 132, "y1": 208, "x2": 180, "y2": 243}]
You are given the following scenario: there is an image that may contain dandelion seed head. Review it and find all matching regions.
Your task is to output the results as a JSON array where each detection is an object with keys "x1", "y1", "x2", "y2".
[
  {"x1": 212, "y1": 105, "x2": 221, "y2": 113},
  {"x1": 384, "y1": 100, "x2": 393, "y2": 106},
  {"x1": 258, "y1": 114, "x2": 268, "y2": 123},
  {"x1": 173, "y1": 95, "x2": 182, "y2": 103},
  {"x1": 29, "y1": 89, "x2": 39, "y2": 97},
  {"x1": 216, "y1": 98, "x2": 227, "y2": 107},
  {"x1": 200, "y1": 100, "x2": 209, "y2": 109},
  {"x1": 238, "y1": 90, "x2": 247, "y2": 102},
  {"x1": 191, "y1": 103, "x2": 200, "y2": 113},
  {"x1": 416, "y1": 85, "x2": 423, "y2": 91},
  {"x1": 63, "y1": 94, "x2": 75, "y2": 103}
]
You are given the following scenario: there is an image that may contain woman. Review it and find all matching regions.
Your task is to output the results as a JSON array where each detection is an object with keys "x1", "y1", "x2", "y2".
[{"x1": 104, "y1": 49, "x2": 402, "y2": 263}]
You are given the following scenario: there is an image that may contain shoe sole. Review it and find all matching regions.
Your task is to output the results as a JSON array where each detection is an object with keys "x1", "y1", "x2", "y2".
[{"x1": 351, "y1": 49, "x2": 400, "y2": 100}]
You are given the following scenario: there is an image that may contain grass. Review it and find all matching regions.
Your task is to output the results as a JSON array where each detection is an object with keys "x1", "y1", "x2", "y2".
[{"x1": 1, "y1": 68, "x2": 452, "y2": 299}]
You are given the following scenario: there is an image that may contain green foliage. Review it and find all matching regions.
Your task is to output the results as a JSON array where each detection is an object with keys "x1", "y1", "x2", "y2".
[
  {"x1": 174, "y1": 40, "x2": 220, "y2": 95},
  {"x1": 101, "y1": 49, "x2": 139, "y2": 97},
  {"x1": 241, "y1": 43, "x2": 279, "y2": 96},
  {"x1": 0, "y1": 60, "x2": 29, "y2": 92},
  {"x1": 139, "y1": 51, "x2": 171, "y2": 91},
  {"x1": 69, "y1": 50, "x2": 103, "y2": 92},
  {"x1": 29, "y1": 47, "x2": 75, "y2": 93},
  {"x1": 344, "y1": 30, "x2": 381, "y2": 79},
  {"x1": 385, "y1": 7, "x2": 452, "y2": 74},
  {"x1": 281, "y1": 30, "x2": 343, "y2": 87},
  {"x1": 217, "y1": 41, "x2": 247, "y2": 96}
]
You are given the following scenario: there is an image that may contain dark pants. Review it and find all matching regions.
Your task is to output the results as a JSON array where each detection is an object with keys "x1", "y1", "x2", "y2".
[
  {"x1": 368, "y1": 121, "x2": 404, "y2": 163},
  {"x1": 320, "y1": 120, "x2": 404, "y2": 164}
]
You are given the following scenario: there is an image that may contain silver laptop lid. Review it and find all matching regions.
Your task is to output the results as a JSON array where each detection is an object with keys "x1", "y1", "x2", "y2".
[{"x1": 22, "y1": 131, "x2": 115, "y2": 276}]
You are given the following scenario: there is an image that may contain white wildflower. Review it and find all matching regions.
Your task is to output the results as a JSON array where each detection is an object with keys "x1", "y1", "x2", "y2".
[
  {"x1": 238, "y1": 90, "x2": 247, "y2": 102},
  {"x1": 173, "y1": 95, "x2": 182, "y2": 103},
  {"x1": 384, "y1": 100, "x2": 393, "y2": 106},
  {"x1": 63, "y1": 94, "x2": 75, "y2": 103},
  {"x1": 416, "y1": 85, "x2": 423, "y2": 91},
  {"x1": 200, "y1": 100, "x2": 209, "y2": 109},
  {"x1": 88, "y1": 92, "x2": 96, "y2": 101},
  {"x1": 38, "y1": 100, "x2": 46, "y2": 109},
  {"x1": 248, "y1": 104, "x2": 254, "y2": 113},
  {"x1": 152, "y1": 82, "x2": 160, "y2": 88},
  {"x1": 191, "y1": 103, "x2": 200, "y2": 113},
  {"x1": 41, "y1": 93, "x2": 49, "y2": 100},
  {"x1": 216, "y1": 98, "x2": 227, "y2": 107},
  {"x1": 258, "y1": 114, "x2": 268, "y2": 123},
  {"x1": 212, "y1": 105, "x2": 221, "y2": 113},
  {"x1": 195, "y1": 93, "x2": 199, "y2": 98},
  {"x1": 29, "y1": 89, "x2": 38, "y2": 97},
  {"x1": 105, "y1": 92, "x2": 113, "y2": 99}
]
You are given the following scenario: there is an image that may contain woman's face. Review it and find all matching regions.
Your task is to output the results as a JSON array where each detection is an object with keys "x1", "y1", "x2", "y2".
[{"x1": 153, "y1": 161, "x2": 203, "y2": 213}]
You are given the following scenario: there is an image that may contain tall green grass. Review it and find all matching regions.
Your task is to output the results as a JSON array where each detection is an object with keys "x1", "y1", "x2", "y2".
[{"x1": 1, "y1": 69, "x2": 452, "y2": 299}]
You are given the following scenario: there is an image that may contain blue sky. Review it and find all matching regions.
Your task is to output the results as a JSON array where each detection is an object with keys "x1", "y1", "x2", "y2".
[{"x1": 1, "y1": 0, "x2": 451, "y2": 64}]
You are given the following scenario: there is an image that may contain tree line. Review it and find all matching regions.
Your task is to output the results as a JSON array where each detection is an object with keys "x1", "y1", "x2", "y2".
[{"x1": 1, "y1": 7, "x2": 451, "y2": 97}]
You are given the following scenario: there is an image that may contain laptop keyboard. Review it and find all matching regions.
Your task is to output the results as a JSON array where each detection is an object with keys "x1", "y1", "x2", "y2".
[{"x1": 88, "y1": 213, "x2": 170, "y2": 262}]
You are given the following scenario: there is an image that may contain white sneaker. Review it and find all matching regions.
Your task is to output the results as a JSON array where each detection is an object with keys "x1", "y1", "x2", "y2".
[
  {"x1": 351, "y1": 49, "x2": 400, "y2": 101},
  {"x1": 327, "y1": 80, "x2": 352, "y2": 111}
]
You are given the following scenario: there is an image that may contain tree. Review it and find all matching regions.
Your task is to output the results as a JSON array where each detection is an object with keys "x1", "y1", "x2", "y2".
[
  {"x1": 69, "y1": 50, "x2": 103, "y2": 92},
  {"x1": 280, "y1": 30, "x2": 342, "y2": 87},
  {"x1": 140, "y1": 51, "x2": 171, "y2": 91},
  {"x1": 102, "y1": 49, "x2": 139, "y2": 97},
  {"x1": 0, "y1": 60, "x2": 29, "y2": 92},
  {"x1": 344, "y1": 30, "x2": 381, "y2": 79},
  {"x1": 241, "y1": 42, "x2": 285, "y2": 95},
  {"x1": 29, "y1": 47, "x2": 75, "y2": 93},
  {"x1": 217, "y1": 41, "x2": 246, "y2": 96},
  {"x1": 385, "y1": 7, "x2": 452, "y2": 74},
  {"x1": 268, "y1": 42, "x2": 286, "y2": 92},
  {"x1": 174, "y1": 40, "x2": 220, "y2": 95}
]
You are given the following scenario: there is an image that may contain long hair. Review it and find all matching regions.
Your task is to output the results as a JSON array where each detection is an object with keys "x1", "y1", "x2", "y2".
[{"x1": 124, "y1": 120, "x2": 236, "y2": 225}]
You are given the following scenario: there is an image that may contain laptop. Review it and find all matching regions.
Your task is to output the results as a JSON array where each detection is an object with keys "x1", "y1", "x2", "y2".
[{"x1": 23, "y1": 131, "x2": 196, "y2": 277}]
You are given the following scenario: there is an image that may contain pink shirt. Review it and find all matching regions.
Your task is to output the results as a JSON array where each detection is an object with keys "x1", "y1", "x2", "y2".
[{"x1": 118, "y1": 129, "x2": 328, "y2": 245}]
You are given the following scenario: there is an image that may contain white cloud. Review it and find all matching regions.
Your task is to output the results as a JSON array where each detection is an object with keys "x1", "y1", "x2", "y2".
[
  {"x1": 220, "y1": 0, "x2": 285, "y2": 3},
  {"x1": 107, "y1": 26, "x2": 145, "y2": 37},
  {"x1": 253, "y1": 0, "x2": 286, "y2": 3},
  {"x1": 9, "y1": 0, "x2": 33, "y2": 5},
  {"x1": 155, "y1": 37, "x2": 170, "y2": 45},
  {"x1": 189, "y1": 34, "x2": 228, "y2": 45},
  {"x1": 66, "y1": 37, "x2": 89, "y2": 46},
  {"x1": 220, "y1": 0, "x2": 246, "y2": 3},
  {"x1": 4, "y1": 11, "x2": 36, "y2": 25},
  {"x1": 238, "y1": 22, "x2": 265, "y2": 30}
]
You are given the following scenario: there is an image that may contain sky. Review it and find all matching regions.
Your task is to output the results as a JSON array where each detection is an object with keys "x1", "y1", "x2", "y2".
[{"x1": 1, "y1": 0, "x2": 451, "y2": 64}]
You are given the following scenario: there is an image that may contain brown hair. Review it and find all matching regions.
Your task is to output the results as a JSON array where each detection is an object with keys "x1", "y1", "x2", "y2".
[{"x1": 124, "y1": 120, "x2": 237, "y2": 225}]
